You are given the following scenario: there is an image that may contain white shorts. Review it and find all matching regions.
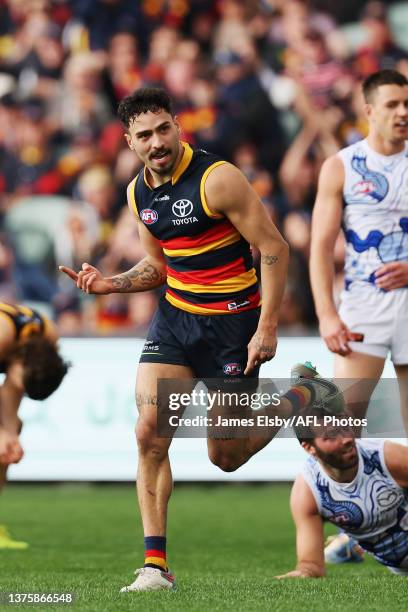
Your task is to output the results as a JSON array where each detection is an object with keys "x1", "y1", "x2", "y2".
[{"x1": 338, "y1": 284, "x2": 408, "y2": 364}]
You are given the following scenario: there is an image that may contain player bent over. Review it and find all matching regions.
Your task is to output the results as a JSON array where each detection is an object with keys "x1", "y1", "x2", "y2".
[
  {"x1": 60, "y1": 87, "x2": 342, "y2": 591},
  {"x1": 277, "y1": 408, "x2": 408, "y2": 578},
  {"x1": 0, "y1": 303, "x2": 69, "y2": 549}
]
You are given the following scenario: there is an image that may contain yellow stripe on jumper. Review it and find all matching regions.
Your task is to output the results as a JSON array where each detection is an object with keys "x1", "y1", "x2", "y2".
[
  {"x1": 166, "y1": 268, "x2": 257, "y2": 294},
  {"x1": 127, "y1": 176, "x2": 139, "y2": 218},
  {"x1": 163, "y1": 230, "x2": 241, "y2": 257},
  {"x1": 200, "y1": 161, "x2": 227, "y2": 219},
  {"x1": 165, "y1": 293, "x2": 228, "y2": 314}
]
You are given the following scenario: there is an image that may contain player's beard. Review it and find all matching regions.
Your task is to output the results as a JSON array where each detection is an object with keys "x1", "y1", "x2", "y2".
[
  {"x1": 314, "y1": 442, "x2": 359, "y2": 470},
  {"x1": 149, "y1": 147, "x2": 176, "y2": 175}
]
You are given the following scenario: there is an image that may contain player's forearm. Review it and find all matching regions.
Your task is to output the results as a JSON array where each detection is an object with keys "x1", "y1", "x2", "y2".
[
  {"x1": 107, "y1": 257, "x2": 167, "y2": 293},
  {"x1": 309, "y1": 244, "x2": 337, "y2": 318},
  {"x1": 257, "y1": 241, "x2": 289, "y2": 328},
  {"x1": 0, "y1": 384, "x2": 23, "y2": 433}
]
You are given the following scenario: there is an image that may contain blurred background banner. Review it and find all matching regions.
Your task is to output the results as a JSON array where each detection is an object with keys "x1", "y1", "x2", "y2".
[{"x1": 7, "y1": 337, "x2": 401, "y2": 482}]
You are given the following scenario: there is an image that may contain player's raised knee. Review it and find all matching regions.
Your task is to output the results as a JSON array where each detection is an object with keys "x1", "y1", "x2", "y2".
[{"x1": 208, "y1": 448, "x2": 242, "y2": 472}]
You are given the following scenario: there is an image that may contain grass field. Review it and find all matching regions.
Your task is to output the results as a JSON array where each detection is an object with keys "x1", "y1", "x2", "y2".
[{"x1": 1, "y1": 484, "x2": 407, "y2": 611}]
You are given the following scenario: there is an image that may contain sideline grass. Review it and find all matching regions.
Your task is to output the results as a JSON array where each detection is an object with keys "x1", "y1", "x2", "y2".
[{"x1": 1, "y1": 484, "x2": 407, "y2": 611}]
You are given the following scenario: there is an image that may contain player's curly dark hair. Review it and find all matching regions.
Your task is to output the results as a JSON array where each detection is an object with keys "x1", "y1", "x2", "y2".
[
  {"x1": 294, "y1": 406, "x2": 352, "y2": 445},
  {"x1": 6, "y1": 337, "x2": 70, "y2": 400},
  {"x1": 117, "y1": 87, "x2": 173, "y2": 128}
]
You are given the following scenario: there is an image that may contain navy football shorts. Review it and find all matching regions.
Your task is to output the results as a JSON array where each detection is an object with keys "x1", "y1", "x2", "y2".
[{"x1": 139, "y1": 297, "x2": 260, "y2": 389}]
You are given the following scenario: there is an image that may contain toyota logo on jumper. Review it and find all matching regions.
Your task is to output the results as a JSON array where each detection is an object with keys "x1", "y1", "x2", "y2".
[{"x1": 172, "y1": 199, "x2": 193, "y2": 218}]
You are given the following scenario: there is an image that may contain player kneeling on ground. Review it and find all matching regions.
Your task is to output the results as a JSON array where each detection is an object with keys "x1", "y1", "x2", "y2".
[
  {"x1": 276, "y1": 406, "x2": 408, "y2": 578},
  {"x1": 0, "y1": 303, "x2": 69, "y2": 549}
]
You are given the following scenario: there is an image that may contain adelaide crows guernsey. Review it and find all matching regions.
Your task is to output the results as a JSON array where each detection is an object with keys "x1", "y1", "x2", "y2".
[
  {"x1": 0, "y1": 302, "x2": 46, "y2": 339},
  {"x1": 0, "y1": 302, "x2": 47, "y2": 372},
  {"x1": 129, "y1": 142, "x2": 260, "y2": 315}
]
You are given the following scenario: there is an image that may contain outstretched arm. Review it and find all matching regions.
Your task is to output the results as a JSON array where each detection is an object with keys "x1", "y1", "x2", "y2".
[
  {"x1": 310, "y1": 156, "x2": 363, "y2": 355},
  {"x1": 204, "y1": 163, "x2": 289, "y2": 375},
  {"x1": 60, "y1": 184, "x2": 167, "y2": 294},
  {"x1": 276, "y1": 475, "x2": 326, "y2": 578},
  {"x1": 108, "y1": 221, "x2": 166, "y2": 293},
  {"x1": 0, "y1": 425, "x2": 23, "y2": 465},
  {"x1": 0, "y1": 375, "x2": 24, "y2": 465}
]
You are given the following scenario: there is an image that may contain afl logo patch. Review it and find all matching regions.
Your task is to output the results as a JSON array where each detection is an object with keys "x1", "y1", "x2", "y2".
[
  {"x1": 172, "y1": 199, "x2": 193, "y2": 218},
  {"x1": 141, "y1": 209, "x2": 158, "y2": 224},
  {"x1": 223, "y1": 363, "x2": 242, "y2": 376}
]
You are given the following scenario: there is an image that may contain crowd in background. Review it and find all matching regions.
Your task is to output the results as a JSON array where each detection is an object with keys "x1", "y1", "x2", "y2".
[{"x1": 0, "y1": 0, "x2": 407, "y2": 336}]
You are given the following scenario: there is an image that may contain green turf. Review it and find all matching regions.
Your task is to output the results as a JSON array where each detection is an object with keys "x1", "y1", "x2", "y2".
[{"x1": 1, "y1": 484, "x2": 407, "y2": 611}]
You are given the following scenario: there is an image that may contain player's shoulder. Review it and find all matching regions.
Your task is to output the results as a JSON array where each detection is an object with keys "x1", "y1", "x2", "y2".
[
  {"x1": 204, "y1": 159, "x2": 239, "y2": 182},
  {"x1": 0, "y1": 314, "x2": 16, "y2": 354},
  {"x1": 382, "y1": 440, "x2": 408, "y2": 488},
  {"x1": 320, "y1": 153, "x2": 344, "y2": 174},
  {"x1": 191, "y1": 146, "x2": 222, "y2": 163},
  {"x1": 355, "y1": 438, "x2": 382, "y2": 469},
  {"x1": 291, "y1": 473, "x2": 319, "y2": 516},
  {"x1": 189, "y1": 146, "x2": 231, "y2": 182},
  {"x1": 317, "y1": 154, "x2": 345, "y2": 192},
  {"x1": 126, "y1": 171, "x2": 142, "y2": 195},
  {"x1": 126, "y1": 173, "x2": 143, "y2": 219}
]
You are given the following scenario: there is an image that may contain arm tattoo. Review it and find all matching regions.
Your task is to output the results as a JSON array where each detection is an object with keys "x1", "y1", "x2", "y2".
[
  {"x1": 261, "y1": 255, "x2": 278, "y2": 265},
  {"x1": 136, "y1": 393, "x2": 160, "y2": 409},
  {"x1": 111, "y1": 262, "x2": 166, "y2": 292},
  {"x1": 255, "y1": 335, "x2": 275, "y2": 355}
]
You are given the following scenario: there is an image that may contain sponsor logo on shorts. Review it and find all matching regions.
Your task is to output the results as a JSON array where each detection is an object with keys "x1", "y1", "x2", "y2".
[
  {"x1": 223, "y1": 363, "x2": 242, "y2": 376},
  {"x1": 141, "y1": 209, "x2": 158, "y2": 224},
  {"x1": 142, "y1": 341, "x2": 161, "y2": 353},
  {"x1": 172, "y1": 199, "x2": 198, "y2": 225}
]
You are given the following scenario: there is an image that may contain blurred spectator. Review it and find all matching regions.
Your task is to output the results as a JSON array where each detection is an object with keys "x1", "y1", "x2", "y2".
[
  {"x1": 0, "y1": 234, "x2": 15, "y2": 302},
  {"x1": 103, "y1": 30, "x2": 142, "y2": 110},
  {"x1": 213, "y1": 0, "x2": 255, "y2": 55},
  {"x1": 280, "y1": 211, "x2": 316, "y2": 330},
  {"x1": 1, "y1": 0, "x2": 407, "y2": 335},
  {"x1": 76, "y1": 165, "x2": 122, "y2": 262},
  {"x1": 177, "y1": 76, "x2": 227, "y2": 155},
  {"x1": 354, "y1": 1, "x2": 407, "y2": 78},
  {"x1": 143, "y1": 25, "x2": 180, "y2": 83},
  {"x1": 287, "y1": 30, "x2": 350, "y2": 110},
  {"x1": 278, "y1": 120, "x2": 320, "y2": 212},
  {"x1": 214, "y1": 48, "x2": 284, "y2": 170},
  {"x1": 49, "y1": 52, "x2": 112, "y2": 139},
  {"x1": 69, "y1": 0, "x2": 143, "y2": 52},
  {"x1": 1, "y1": 97, "x2": 65, "y2": 198},
  {"x1": 10, "y1": 21, "x2": 65, "y2": 101}
]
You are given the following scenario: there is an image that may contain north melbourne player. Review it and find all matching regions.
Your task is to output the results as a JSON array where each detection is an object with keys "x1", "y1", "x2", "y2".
[
  {"x1": 310, "y1": 69, "x2": 408, "y2": 422},
  {"x1": 310, "y1": 69, "x2": 408, "y2": 560},
  {"x1": 277, "y1": 414, "x2": 408, "y2": 578}
]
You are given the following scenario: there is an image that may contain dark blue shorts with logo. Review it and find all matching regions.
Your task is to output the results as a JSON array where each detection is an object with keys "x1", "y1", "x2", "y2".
[{"x1": 140, "y1": 297, "x2": 260, "y2": 389}]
